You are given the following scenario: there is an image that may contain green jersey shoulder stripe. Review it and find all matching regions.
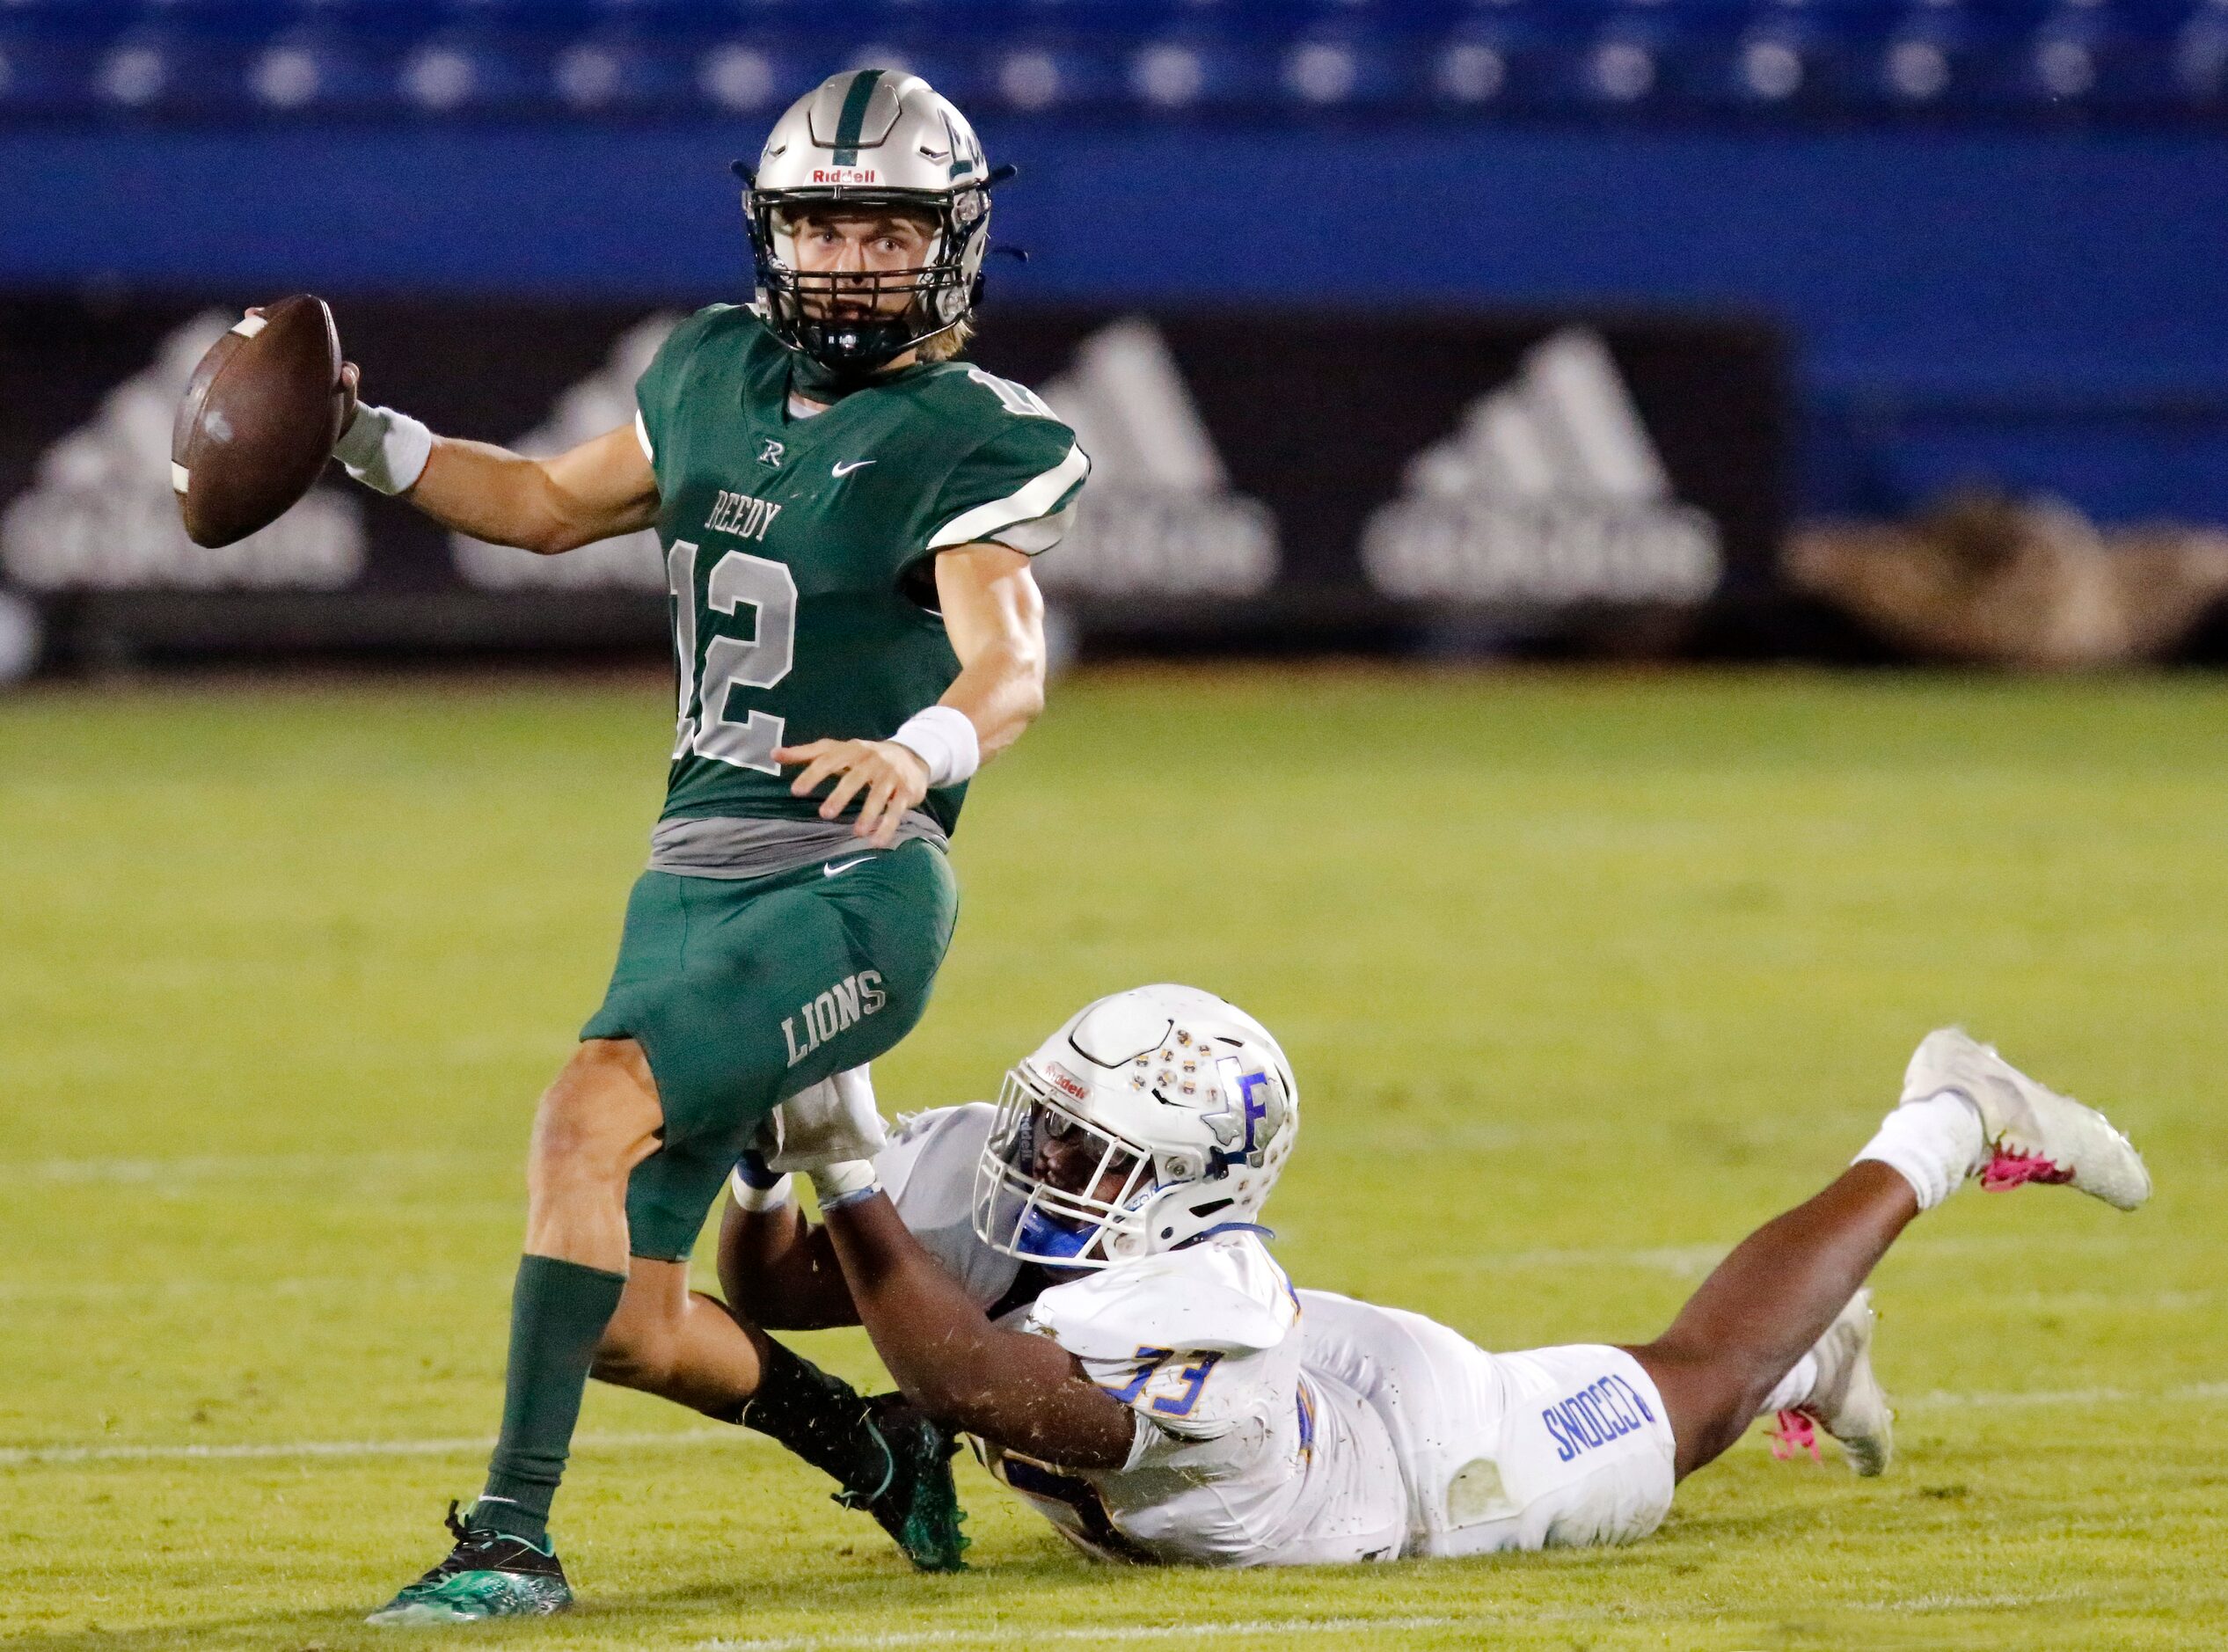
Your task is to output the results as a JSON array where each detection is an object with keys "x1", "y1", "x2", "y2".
[{"x1": 927, "y1": 442, "x2": 1092, "y2": 551}]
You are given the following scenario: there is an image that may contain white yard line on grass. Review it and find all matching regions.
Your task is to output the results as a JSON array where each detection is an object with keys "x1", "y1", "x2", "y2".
[
  {"x1": 1450, "y1": 1231, "x2": 2144, "y2": 1280},
  {"x1": 1848, "y1": 1590, "x2": 2082, "y2": 1613},
  {"x1": 1903, "y1": 1380, "x2": 2228, "y2": 1412},
  {"x1": 13, "y1": 1381, "x2": 2225, "y2": 1471},
  {"x1": 2, "y1": 1150, "x2": 505, "y2": 1185},
  {"x1": 698, "y1": 1617, "x2": 1461, "y2": 1652},
  {"x1": 0, "y1": 1427, "x2": 757, "y2": 1468},
  {"x1": 1494, "y1": 1242, "x2": 1730, "y2": 1277}
]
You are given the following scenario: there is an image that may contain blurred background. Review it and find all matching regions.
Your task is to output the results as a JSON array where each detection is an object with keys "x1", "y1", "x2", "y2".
[
  {"x1": 2, "y1": 0, "x2": 2226, "y2": 679},
  {"x1": 8, "y1": 14, "x2": 2228, "y2": 1641}
]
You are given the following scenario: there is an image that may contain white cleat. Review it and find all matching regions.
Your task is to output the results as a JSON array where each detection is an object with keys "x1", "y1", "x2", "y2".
[
  {"x1": 1770, "y1": 1288, "x2": 1893, "y2": 1477},
  {"x1": 1902, "y1": 1028, "x2": 2151, "y2": 1211}
]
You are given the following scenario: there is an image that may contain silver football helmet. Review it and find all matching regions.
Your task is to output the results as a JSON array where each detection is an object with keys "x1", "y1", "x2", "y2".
[
  {"x1": 972, "y1": 984, "x2": 1300, "y2": 1270},
  {"x1": 741, "y1": 68, "x2": 1004, "y2": 379}
]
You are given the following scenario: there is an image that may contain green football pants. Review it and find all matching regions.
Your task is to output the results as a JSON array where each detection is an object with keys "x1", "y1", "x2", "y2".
[{"x1": 579, "y1": 840, "x2": 958, "y2": 1261}]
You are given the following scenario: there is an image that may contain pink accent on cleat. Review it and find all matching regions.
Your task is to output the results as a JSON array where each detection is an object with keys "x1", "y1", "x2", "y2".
[
  {"x1": 1769, "y1": 1410, "x2": 1823, "y2": 1463},
  {"x1": 1981, "y1": 1148, "x2": 2076, "y2": 1192}
]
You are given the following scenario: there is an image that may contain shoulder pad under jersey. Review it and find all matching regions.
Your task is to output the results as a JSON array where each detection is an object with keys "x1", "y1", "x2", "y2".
[
  {"x1": 1026, "y1": 1232, "x2": 1296, "y2": 1361},
  {"x1": 875, "y1": 1102, "x2": 1017, "y2": 1312},
  {"x1": 915, "y1": 367, "x2": 1087, "y2": 557},
  {"x1": 878, "y1": 1102, "x2": 994, "y2": 1211}
]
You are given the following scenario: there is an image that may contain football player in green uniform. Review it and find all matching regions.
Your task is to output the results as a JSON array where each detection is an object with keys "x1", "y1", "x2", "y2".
[{"x1": 324, "y1": 69, "x2": 1088, "y2": 1622}]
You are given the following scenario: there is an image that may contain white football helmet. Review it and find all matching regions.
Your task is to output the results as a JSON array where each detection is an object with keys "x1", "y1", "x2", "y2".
[
  {"x1": 741, "y1": 68, "x2": 1004, "y2": 378},
  {"x1": 972, "y1": 984, "x2": 1300, "y2": 1269}
]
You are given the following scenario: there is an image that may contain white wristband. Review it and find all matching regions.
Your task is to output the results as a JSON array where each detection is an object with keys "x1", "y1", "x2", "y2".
[
  {"x1": 332, "y1": 403, "x2": 434, "y2": 496},
  {"x1": 809, "y1": 1160, "x2": 879, "y2": 1206},
  {"x1": 727, "y1": 1167, "x2": 796, "y2": 1213},
  {"x1": 890, "y1": 705, "x2": 980, "y2": 789}
]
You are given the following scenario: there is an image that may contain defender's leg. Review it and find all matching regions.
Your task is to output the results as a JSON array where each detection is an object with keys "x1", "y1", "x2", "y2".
[
  {"x1": 1630, "y1": 1028, "x2": 2150, "y2": 1485},
  {"x1": 1628, "y1": 1162, "x2": 1915, "y2": 1480}
]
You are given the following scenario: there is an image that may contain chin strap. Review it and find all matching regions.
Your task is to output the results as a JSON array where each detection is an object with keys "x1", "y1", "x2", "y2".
[{"x1": 787, "y1": 348, "x2": 886, "y2": 401}]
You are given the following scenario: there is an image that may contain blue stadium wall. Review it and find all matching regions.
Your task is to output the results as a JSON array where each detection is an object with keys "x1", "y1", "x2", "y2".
[{"x1": 7, "y1": 120, "x2": 2226, "y2": 524}]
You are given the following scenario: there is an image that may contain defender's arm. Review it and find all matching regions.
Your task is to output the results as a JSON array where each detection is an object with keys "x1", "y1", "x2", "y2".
[
  {"x1": 715, "y1": 1198, "x2": 859, "y2": 1331},
  {"x1": 779, "y1": 543, "x2": 1048, "y2": 849},
  {"x1": 822, "y1": 1190, "x2": 1136, "y2": 1470}
]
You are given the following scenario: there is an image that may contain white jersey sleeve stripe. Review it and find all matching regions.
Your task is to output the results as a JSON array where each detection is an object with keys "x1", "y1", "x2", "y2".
[
  {"x1": 634, "y1": 409, "x2": 655, "y2": 466},
  {"x1": 988, "y1": 498, "x2": 1075, "y2": 556},
  {"x1": 925, "y1": 440, "x2": 1091, "y2": 552}
]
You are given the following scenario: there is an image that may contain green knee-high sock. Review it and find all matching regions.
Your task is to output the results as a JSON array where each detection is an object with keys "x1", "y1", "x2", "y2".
[
  {"x1": 720, "y1": 1339, "x2": 896, "y2": 1500},
  {"x1": 475, "y1": 1254, "x2": 629, "y2": 1546}
]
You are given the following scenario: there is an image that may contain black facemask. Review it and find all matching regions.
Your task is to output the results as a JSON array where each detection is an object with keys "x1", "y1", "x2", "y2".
[{"x1": 742, "y1": 181, "x2": 992, "y2": 382}]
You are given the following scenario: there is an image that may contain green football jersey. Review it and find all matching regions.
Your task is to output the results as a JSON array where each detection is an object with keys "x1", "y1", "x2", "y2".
[{"x1": 636, "y1": 305, "x2": 1087, "y2": 836}]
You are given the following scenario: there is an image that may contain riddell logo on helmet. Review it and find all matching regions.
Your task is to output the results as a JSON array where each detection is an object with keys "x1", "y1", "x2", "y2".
[
  {"x1": 1044, "y1": 1063, "x2": 1091, "y2": 1103},
  {"x1": 811, "y1": 168, "x2": 880, "y2": 185}
]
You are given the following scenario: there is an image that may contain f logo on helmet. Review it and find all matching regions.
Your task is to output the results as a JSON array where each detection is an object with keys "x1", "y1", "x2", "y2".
[{"x1": 1211, "y1": 1057, "x2": 1277, "y2": 1166}]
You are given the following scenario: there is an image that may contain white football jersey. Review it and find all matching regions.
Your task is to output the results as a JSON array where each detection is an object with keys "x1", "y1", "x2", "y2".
[
  {"x1": 875, "y1": 1103, "x2": 1025, "y2": 1312},
  {"x1": 873, "y1": 1107, "x2": 1409, "y2": 1566}
]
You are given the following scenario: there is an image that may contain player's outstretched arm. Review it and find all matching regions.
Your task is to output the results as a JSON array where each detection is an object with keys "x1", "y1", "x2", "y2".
[
  {"x1": 822, "y1": 1190, "x2": 1135, "y2": 1470},
  {"x1": 780, "y1": 543, "x2": 1048, "y2": 849},
  {"x1": 331, "y1": 357, "x2": 660, "y2": 555},
  {"x1": 405, "y1": 421, "x2": 661, "y2": 555}
]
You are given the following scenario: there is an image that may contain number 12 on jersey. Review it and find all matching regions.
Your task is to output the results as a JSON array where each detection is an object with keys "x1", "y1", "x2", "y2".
[{"x1": 668, "y1": 539, "x2": 798, "y2": 774}]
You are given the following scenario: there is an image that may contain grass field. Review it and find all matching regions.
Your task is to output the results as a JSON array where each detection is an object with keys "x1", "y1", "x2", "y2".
[{"x1": 4, "y1": 667, "x2": 2225, "y2": 1651}]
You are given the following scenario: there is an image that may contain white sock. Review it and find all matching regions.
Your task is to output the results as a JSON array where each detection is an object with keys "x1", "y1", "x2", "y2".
[
  {"x1": 1854, "y1": 1091, "x2": 1987, "y2": 1211},
  {"x1": 1762, "y1": 1351, "x2": 1820, "y2": 1415}
]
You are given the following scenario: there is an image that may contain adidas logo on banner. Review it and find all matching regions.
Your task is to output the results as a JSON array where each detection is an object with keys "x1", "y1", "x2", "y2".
[
  {"x1": 0, "y1": 311, "x2": 364, "y2": 591},
  {"x1": 1362, "y1": 329, "x2": 1722, "y2": 607},
  {"x1": 1034, "y1": 318, "x2": 1278, "y2": 599},
  {"x1": 452, "y1": 314, "x2": 680, "y2": 592}
]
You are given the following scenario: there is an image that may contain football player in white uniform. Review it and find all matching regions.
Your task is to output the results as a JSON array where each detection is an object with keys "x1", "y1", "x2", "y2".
[{"x1": 722, "y1": 985, "x2": 2150, "y2": 1566}]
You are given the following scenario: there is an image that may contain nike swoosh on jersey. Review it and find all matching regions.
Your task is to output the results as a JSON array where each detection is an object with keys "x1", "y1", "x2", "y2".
[
  {"x1": 831, "y1": 459, "x2": 877, "y2": 477},
  {"x1": 822, "y1": 856, "x2": 875, "y2": 877}
]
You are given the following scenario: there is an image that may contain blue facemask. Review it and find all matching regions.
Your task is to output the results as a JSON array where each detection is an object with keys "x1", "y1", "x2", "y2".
[{"x1": 1015, "y1": 1205, "x2": 1094, "y2": 1261}]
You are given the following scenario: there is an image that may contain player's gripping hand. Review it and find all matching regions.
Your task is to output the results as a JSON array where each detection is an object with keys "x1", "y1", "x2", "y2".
[
  {"x1": 778, "y1": 738, "x2": 930, "y2": 848},
  {"x1": 763, "y1": 1066, "x2": 888, "y2": 1173},
  {"x1": 245, "y1": 304, "x2": 363, "y2": 432},
  {"x1": 246, "y1": 305, "x2": 427, "y2": 498}
]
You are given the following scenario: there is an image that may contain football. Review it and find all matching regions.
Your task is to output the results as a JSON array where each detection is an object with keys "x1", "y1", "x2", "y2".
[{"x1": 170, "y1": 294, "x2": 350, "y2": 548}]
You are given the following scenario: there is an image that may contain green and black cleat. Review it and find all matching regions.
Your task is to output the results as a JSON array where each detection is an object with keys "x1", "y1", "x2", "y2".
[
  {"x1": 836, "y1": 1394, "x2": 970, "y2": 1573},
  {"x1": 367, "y1": 1501, "x2": 574, "y2": 1626}
]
